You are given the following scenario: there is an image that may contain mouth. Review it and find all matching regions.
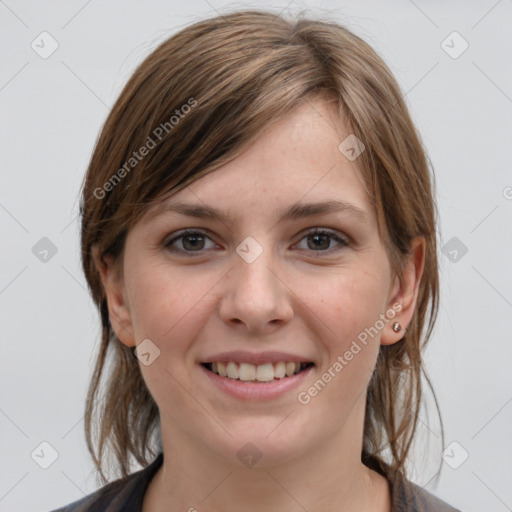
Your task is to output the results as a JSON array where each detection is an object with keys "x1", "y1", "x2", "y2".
[{"x1": 201, "y1": 361, "x2": 315, "y2": 383}]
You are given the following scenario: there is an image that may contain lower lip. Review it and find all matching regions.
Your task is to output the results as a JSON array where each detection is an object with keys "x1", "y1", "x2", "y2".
[{"x1": 199, "y1": 364, "x2": 314, "y2": 401}]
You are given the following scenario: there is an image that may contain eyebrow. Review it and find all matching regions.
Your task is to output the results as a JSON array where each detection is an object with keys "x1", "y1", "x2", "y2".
[{"x1": 146, "y1": 199, "x2": 368, "y2": 227}]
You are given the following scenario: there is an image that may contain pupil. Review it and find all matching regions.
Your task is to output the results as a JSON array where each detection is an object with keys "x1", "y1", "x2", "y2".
[
  {"x1": 309, "y1": 234, "x2": 329, "y2": 250},
  {"x1": 184, "y1": 235, "x2": 204, "y2": 250}
]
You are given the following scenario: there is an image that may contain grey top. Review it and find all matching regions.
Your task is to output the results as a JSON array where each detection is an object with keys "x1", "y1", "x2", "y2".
[{"x1": 51, "y1": 452, "x2": 461, "y2": 512}]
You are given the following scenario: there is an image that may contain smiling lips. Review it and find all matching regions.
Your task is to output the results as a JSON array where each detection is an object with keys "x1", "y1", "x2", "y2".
[
  {"x1": 204, "y1": 361, "x2": 313, "y2": 382},
  {"x1": 201, "y1": 350, "x2": 315, "y2": 384}
]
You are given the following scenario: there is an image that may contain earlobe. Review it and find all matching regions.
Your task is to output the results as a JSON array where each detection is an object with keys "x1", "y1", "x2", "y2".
[
  {"x1": 92, "y1": 245, "x2": 135, "y2": 347},
  {"x1": 381, "y1": 237, "x2": 425, "y2": 346}
]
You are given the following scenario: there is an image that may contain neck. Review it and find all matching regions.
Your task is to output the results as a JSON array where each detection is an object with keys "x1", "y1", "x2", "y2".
[{"x1": 143, "y1": 396, "x2": 390, "y2": 512}]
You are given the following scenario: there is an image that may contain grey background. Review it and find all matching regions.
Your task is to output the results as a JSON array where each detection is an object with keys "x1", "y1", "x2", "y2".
[{"x1": 1, "y1": 1, "x2": 511, "y2": 511}]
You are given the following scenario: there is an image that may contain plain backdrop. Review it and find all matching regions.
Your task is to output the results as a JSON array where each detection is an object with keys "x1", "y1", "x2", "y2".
[{"x1": 1, "y1": 1, "x2": 511, "y2": 511}]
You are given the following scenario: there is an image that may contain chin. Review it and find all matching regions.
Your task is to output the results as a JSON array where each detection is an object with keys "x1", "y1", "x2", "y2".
[{"x1": 211, "y1": 418, "x2": 315, "y2": 469}]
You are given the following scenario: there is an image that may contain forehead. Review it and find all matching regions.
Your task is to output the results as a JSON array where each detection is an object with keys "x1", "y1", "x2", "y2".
[{"x1": 143, "y1": 98, "x2": 373, "y2": 225}]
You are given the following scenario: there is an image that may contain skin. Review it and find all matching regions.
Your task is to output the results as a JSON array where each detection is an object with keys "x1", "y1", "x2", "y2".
[{"x1": 96, "y1": 97, "x2": 424, "y2": 512}]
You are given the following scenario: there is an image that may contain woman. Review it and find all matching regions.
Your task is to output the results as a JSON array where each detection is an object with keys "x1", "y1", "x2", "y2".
[{"x1": 52, "y1": 9, "x2": 460, "y2": 512}]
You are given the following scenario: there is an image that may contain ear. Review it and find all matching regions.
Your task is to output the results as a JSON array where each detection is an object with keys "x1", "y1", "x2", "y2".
[
  {"x1": 92, "y1": 245, "x2": 135, "y2": 347},
  {"x1": 380, "y1": 237, "x2": 425, "y2": 346}
]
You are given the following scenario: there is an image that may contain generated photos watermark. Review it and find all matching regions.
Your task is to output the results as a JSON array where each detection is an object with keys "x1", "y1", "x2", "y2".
[
  {"x1": 297, "y1": 302, "x2": 402, "y2": 405},
  {"x1": 93, "y1": 97, "x2": 198, "y2": 200}
]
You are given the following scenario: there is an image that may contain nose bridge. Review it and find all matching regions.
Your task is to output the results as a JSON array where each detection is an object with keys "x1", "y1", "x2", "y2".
[
  {"x1": 234, "y1": 235, "x2": 279, "y2": 300},
  {"x1": 219, "y1": 235, "x2": 292, "y2": 330}
]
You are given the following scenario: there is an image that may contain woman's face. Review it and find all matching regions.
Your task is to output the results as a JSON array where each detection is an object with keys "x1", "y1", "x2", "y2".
[{"x1": 101, "y1": 97, "x2": 419, "y2": 468}]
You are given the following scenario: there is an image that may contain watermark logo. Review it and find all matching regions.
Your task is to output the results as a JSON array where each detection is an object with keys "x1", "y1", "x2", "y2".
[
  {"x1": 237, "y1": 442, "x2": 262, "y2": 468},
  {"x1": 441, "y1": 31, "x2": 469, "y2": 60},
  {"x1": 442, "y1": 236, "x2": 468, "y2": 263},
  {"x1": 338, "y1": 134, "x2": 365, "y2": 161},
  {"x1": 134, "y1": 338, "x2": 161, "y2": 366},
  {"x1": 31, "y1": 441, "x2": 59, "y2": 469},
  {"x1": 31, "y1": 31, "x2": 59, "y2": 59},
  {"x1": 32, "y1": 237, "x2": 58, "y2": 263},
  {"x1": 236, "y1": 236, "x2": 264, "y2": 264},
  {"x1": 442, "y1": 441, "x2": 469, "y2": 469}
]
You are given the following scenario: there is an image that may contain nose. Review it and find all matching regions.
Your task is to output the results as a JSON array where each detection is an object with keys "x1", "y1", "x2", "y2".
[{"x1": 218, "y1": 245, "x2": 294, "y2": 334}]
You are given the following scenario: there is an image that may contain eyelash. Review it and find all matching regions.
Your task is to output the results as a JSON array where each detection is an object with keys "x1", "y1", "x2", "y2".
[{"x1": 164, "y1": 228, "x2": 349, "y2": 257}]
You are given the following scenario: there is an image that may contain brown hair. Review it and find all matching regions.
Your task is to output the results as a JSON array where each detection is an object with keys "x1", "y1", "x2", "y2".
[{"x1": 80, "y1": 8, "x2": 442, "y2": 485}]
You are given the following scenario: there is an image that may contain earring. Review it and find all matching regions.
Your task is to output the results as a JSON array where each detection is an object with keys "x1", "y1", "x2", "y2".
[{"x1": 392, "y1": 322, "x2": 401, "y2": 333}]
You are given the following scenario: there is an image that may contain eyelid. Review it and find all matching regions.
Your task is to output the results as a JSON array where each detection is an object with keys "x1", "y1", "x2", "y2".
[{"x1": 295, "y1": 226, "x2": 349, "y2": 244}]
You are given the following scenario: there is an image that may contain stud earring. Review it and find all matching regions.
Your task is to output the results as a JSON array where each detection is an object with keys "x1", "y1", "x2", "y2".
[{"x1": 392, "y1": 322, "x2": 401, "y2": 333}]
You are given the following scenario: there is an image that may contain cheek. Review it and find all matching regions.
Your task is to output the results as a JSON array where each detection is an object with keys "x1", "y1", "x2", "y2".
[
  {"x1": 318, "y1": 266, "x2": 389, "y2": 342},
  {"x1": 125, "y1": 262, "x2": 217, "y2": 351},
  {"x1": 125, "y1": 265, "x2": 216, "y2": 406},
  {"x1": 311, "y1": 265, "x2": 388, "y2": 388}
]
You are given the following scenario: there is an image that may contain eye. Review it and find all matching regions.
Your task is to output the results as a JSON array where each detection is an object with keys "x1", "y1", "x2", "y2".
[
  {"x1": 294, "y1": 228, "x2": 349, "y2": 254},
  {"x1": 164, "y1": 229, "x2": 217, "y2": 255},
  {"x1": 164, "y1": 227, "x2": 349, "y2": 257}
]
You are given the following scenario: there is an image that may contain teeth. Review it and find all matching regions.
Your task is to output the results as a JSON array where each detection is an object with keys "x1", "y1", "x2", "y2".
[
  {"x1": 208, "y1": 361, "x2": 309, "y2": 382},
  {"x1": 286, "y1": 362, "x2": 296, "y2": 377},
  {"x1": 217, "y1": 361, "x2": 227, "y2": 377},
  {"x1": 226, "y1": 362, "x2": 239, "y2": 379},
  {"x1": 274, "y1": 361, "x2": 286, "y2": 378},
  {"x1": 256, "y1": 363, "x2": 274, "y2": 381},
  {"x1": 239, "y1": 363, "x2": 256, "y2": 381}
]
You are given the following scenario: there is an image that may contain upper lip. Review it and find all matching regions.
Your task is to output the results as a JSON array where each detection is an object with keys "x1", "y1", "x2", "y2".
[{"x1": 200, "y1": 350, "x2": 314, "y2": 366}]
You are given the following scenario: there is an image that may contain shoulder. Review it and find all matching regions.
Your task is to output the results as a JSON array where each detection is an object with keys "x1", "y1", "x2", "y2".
[
  {"x1": 49, "y1": 453, "x2": 164, "y2": 512},
  {"x1": 392, "y1": 475, "x2": 462, "y2": 512}
]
